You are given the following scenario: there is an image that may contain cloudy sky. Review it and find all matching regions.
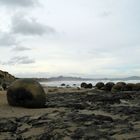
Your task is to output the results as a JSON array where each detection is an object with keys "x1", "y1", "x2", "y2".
[{"x1": 0, "y1": 0, "x2": 140, "y2": 78}]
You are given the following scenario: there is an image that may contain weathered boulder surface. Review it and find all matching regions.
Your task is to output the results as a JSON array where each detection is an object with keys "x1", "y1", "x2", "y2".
[
  {"x1": 111, "y1": 82, "x2": 126, "y2": 92},
  {"x1": 95, "y1": 82, "x2": 104, "y2": 89},
  {"x1": 102, "y1": 82, "x2": 115, "y2": 91},
  {"x1": 122, "y1": 83, "x2": 135, "y2": 91},
  {"x1": 80, "y1": 82, "x2": 87, "y2": 88},
  {"x1": 80, "y1": 82, "x2": 93, "y2": 89},
  {"x1": 7, "y1": 79, "x2": 46, "y2": 108}
]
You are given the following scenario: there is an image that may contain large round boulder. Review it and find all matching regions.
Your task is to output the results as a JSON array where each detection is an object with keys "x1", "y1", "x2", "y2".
[
  {"x1": 116, "y1": 82, "x2": 126, "y2": 86},
  {"x1": 95, "y1": 82, "x2": 104, "y2": 89},
  {"x1": 122, "y1": 83, "x2": 135, "y2": 91},
  {"x1": 86, "y1": 83, "x2": 93, "y2": 89},
  {"x1": 104, "y1": 82, "x2": 115, "y2": 91},
  {"x1": 7, "y1": 79, "x2": 46, "y2": 108},
  {"x1": 80, "y1": 82, "x2": 87, "y2": 88},
  {"x1": 111, "y1": 82, "x2": 126, "y2": 93}
]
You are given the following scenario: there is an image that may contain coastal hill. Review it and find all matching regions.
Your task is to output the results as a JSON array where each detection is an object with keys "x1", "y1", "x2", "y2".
[
  {"x1": 0, "y1": 70, "x2": 15, "y2": 83},
  {"x1": 37, "y1": 76, "x2": 93, "y2": 82},
  {"x1": 37, "y1": 75, "x2": 140, "y2": 82},
  {"x1": 47, "y1": 76, "x2": 91, "y2": 81}
]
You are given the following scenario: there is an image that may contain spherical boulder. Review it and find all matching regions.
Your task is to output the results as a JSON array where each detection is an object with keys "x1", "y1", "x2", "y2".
[
  {"x1": 104, "y1": 82, "x2": 115, "y2": 91},
  {"x1": 86, "y1": 83, "x2": 93, "y2": 89},
  {"x1": 80, "y1": 82, "x2": 87, "y2": 88},
  {"x1": 7, "y1": 79, "x2": 46, "y2": 108},
  {"x1": 122, "y1": 83, "x2": 135, "y2": 91},
  {"x1": 111, "y1": 85, "x2": 121, "y2": 93},
  {"x1": 116, "y1": 82, "x2": 126, "y2": 87},
  {"x1": 95, "y1": 82, "x2": 104, "y2": 89},
  {"x1": 111, "y1": 82, "x2": 126, "y2": 93}
]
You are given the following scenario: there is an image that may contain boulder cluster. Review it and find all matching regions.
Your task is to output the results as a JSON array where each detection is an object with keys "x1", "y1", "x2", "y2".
[
  {"x1": 80, "y1": 82, "x2": 93, "y2": 89},
  {"x1": 95, "y1": 81, "x2": 140, "y2": 92}
]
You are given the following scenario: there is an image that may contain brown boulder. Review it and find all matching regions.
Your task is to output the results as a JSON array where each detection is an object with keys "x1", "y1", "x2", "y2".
[
  {"x1": 104, "y1": 82, "x2": 115, "y2": 91},
  {"x1": 122, "y1": 83, "x2": 135, "y2": 91},
  {"x1": 111, "y1": 82, "x2": 126, "y2": 93},
  {"x1": 95, "y1": 82, "x2": 104, "y2": 89},
  {"x1": 7, "y1": 79, "x2": 46, "y2": 108}
]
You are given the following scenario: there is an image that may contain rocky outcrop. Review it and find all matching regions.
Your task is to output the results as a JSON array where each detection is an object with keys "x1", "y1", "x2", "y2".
[
  {"x1": 0, "y1": 89, "x2": 140, "y2": 139},
  {"x1": 0, "y1": 70, "x2": 15, "y2": 84}
]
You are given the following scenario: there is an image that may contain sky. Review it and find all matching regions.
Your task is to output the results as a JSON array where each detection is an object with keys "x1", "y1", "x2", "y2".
[{"x1": 0, "y1": 0, "x2": 140, "y2": 78}]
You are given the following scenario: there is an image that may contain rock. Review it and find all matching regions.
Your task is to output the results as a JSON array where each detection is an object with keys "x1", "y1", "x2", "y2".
[
  {"x1": 133, "y1": 83, "x2": 140, "y2": 91},
  {"x1": 7, "y1": 79, "x2": 46, "y2": 108},
  {"x1": 111, "y1": 82, "x2": 126, "y2": 93},
  {"x1": 2, "y1": 83, "x2": 7, "y2": 90},
  {"x1": 71, "y1": 128, "x2": 84, "y2": 139},
  {"x1": 122, "y1": 83, "x2": 135, "y2": 91},
  {"x1": 116, "y1": 82, "x2": 126, "y2": 86},
  {"x1": 104, "y1": 82, "x2": 115, "y2": 91},
  {"x1": 86, "y1": 83, "x2": 93, "y2": 89},
  {"x1": 66, "y1": 85, "x2": 71, "y2": 88},
  {"x1": 61, "y1": 83, "x2": 65, "y2": 86},
  {"x1": 0, "y1": 119, "x2": 17, "y2": 132},
  {"x1": 95, "y1": 82, "x2": 104, "y2": 89},
  {"x1": 0, "y1": 83, "x2": 139, "y2": 139},
  {"x1": 0, "y1": 70, "x2": 15, "y2": 83},
  {"x1": 81, "y1": 82, "x2": 87, "y2": 88}
]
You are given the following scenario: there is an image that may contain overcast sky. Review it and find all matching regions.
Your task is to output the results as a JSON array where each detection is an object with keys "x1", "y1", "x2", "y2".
[{"x1": 0, "y1": 0, "x2": 140, "y2": 78}]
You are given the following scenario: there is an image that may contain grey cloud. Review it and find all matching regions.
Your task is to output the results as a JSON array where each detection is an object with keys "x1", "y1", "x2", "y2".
[
  {"x1": 0, "y1": 0, "x2": 38, "y2": 7},
  {"x1": 12, "y1": 46, "x2": 31, "y2": 51},
  {"x1": 2, "y1": 56, "x2": 35, "y2": 65},
  {"x1": 0, "y1": 32, "x2": 17, "y2": 47},
  {"x1": 12, "y1": 15, "x2": 55, "y2": 36}
]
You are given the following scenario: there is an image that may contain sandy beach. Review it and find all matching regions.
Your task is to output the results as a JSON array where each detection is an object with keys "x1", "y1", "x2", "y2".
[
  {"x1": 0, "y1": 87, "x2": 140, "y2": 140},
  {"x1": 0, "y1": 87, "x2": 93, "y2": 118}
]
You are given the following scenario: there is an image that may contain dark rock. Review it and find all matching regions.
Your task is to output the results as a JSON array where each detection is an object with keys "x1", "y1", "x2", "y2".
[
  {"x1": 132, "y1": 83, "x2": 140, "y2": 91},
  {"x1": 111, "y1": 82, "x2": 126, "y2": 92},
  {"x1": 2, "y1": 83, "x2": 7, "y2": 90},
  {"x1": 7, "y1": 79, "x2": 46, "y2": 108},
  {"x1": 86, "y1": 83, "x2": 93, "y2": 89},
  {"x1": 95, "y1": 82, "x2": 104, "y2": 89},
  {"x1": 0, "y1": 119, "x2": 17, "y2": 132},
  {"x1": 122, "y1": 83, "x2": 135, "y2": 91},
  {"x1": 16, "y1": 116, "x2": 30, "y2": 123},
  {"x1": 81, "y1": 82, "x2": 87, "y2": 88},
  {"x1": 0, "y1": 86, "x2": 139, "y2": 139},
  {"x1": 116, "y1": 82, "x2": 126, "y2": 86},
  {"x1": 61, "y1": 83, "x2": 65, "y2": 86},
  {"x1": 71, "y1": 128, "x2": 84, "y2": 139},
  {"x1": 104, "y1": 82, "x2": 115, "y2": 91}
]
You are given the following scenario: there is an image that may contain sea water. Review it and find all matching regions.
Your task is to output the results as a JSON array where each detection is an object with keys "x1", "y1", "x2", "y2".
[{"x1": 40, "y1": 80, "x2": 140, "y2": 87}]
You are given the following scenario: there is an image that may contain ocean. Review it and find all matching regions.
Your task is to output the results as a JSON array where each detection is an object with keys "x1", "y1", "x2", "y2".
[{"x1": 40, "y1": 80, "x2": 140, "y2": 87}]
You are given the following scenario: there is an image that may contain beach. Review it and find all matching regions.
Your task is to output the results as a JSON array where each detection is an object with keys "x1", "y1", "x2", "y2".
[{"x1": 0, "y1": 87, "x2": 140, "y2": 139}]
